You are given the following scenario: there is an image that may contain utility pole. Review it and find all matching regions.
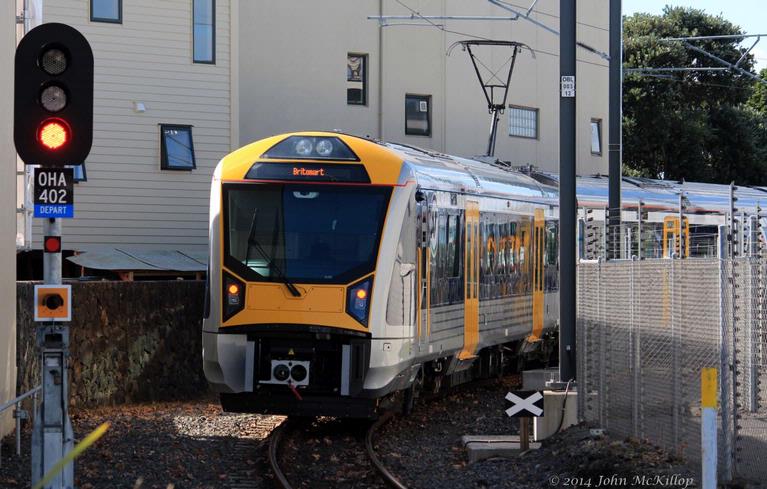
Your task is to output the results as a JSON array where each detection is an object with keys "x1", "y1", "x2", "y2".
[
  {"x1": 559, "y1": 0, "x2": 577, "y2": 383},
  {"x1": 607, "y1": 0, "x2": 622, "y2": 259}
]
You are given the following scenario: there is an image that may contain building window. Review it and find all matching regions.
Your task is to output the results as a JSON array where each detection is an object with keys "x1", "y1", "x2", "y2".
[
  {"x1": 193, "y1": 0, "x2": 215, "y2": 63},
  {"x1": 590, "y1": 118, "x2": 602, "y2": 155},
  {"x1": 508, "y1": 105, "x2": 538, "y2": 139},
  {"x1": 68, "y1": 164, "x2": 87, "y2": 183},
  {"x1": 405, "y1": 94, "x2": 431, "y2": 137},
  {"x1": 91, "y1": 0, "x2": 121, "y2": 23},
  {"x1": 160, "y1": 125, "x2": 196, "y2": 171},
  {"x1": 347, "y1": 54, "x2": 367, "y2": 105}
]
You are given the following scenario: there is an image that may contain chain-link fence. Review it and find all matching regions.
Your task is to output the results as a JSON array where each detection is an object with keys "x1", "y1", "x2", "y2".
[{"x1": 577, "y1": 257, "x2": 767, "y2": 483}]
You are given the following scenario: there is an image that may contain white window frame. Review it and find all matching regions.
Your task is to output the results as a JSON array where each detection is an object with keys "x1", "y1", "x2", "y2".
[
  {"x1": 590, "y1": 118, "x2": 602, "y2": 156},
  {"x1": 508, "y1": 105, "x2": 539, "y2": 139}
]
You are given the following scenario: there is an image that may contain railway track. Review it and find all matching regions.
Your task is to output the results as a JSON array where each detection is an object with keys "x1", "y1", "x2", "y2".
[{"x1": 268, "y1": 413, "x2": 408, "y2": 489}]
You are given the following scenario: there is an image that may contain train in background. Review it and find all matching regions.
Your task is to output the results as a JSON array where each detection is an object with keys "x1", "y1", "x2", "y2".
[
  {"x1": 530, "y1": 170, "x2": 767, "y2": 260},
  {"x1": 203, "y1": 131, "x2": 764, "y2": 418}
]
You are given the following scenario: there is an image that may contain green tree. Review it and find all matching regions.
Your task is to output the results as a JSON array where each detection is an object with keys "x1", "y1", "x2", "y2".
[
  {"x1": 748, "y1": 68, "x2": 767, "y2": 113},
  {"x1": 622, "y1": 7, "x2": 766, "y2": 184}
]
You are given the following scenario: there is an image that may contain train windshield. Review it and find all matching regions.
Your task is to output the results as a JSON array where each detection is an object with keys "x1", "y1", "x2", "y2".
[{"x1": 224, "y1": 184, "x2": 391, "y2": 284}]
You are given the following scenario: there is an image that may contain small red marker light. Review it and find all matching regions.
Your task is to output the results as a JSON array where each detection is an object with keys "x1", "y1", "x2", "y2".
[
  {"x1": 43, "y1": 236, "x2": 61, "y2": 253},
  {"x1": 356, "y1": 289, "x2": 367, "y2": 300},
  {"x1": 38, "y1": 119, "x2": 69, "y2": 150},
  {"x1": 228, "y1": 284, "x2": 239, "y2": 295}
]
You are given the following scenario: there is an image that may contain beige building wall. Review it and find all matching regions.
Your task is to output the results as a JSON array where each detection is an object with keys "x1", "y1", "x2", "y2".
[
  {"x1": 1, "y1": 0, "x2": 18, "y2": 437},
  {"x1": 28, "y1": 0, "x2": 234, "y2": 252},
  {"x1": 238, "y1": 0, "x2": 609, "y2": 176}
]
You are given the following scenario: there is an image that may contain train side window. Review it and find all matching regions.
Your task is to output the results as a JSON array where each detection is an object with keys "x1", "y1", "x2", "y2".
[
  {"x1": 160, "y1": 124, "x2": 196, "y2": 170},
  {"x1": 438, "y1": 212, "x2": 447, "y2": 280},
  {"x1": 486, "y1": 221, "x2": 496, "y2": 273},
  {"x1": 447, "y1": 214, "x2": 458, "y2": 277},
  {"x1": 546, "y1": 222, "x2": 558, "y2": 265}
]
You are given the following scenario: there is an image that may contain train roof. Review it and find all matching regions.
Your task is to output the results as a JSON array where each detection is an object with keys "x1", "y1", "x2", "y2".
[
  {"x1": 380, "y1": 141, "x2": 558, "y2": 204},
  {"x1": 528, "y1": 170, "x2": 767, "y2": 215}
]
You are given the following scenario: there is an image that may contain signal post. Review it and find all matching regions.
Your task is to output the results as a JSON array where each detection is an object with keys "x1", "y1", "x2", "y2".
[{"x1": 14, "y1": 23, "x2": 93, "y2": 489}]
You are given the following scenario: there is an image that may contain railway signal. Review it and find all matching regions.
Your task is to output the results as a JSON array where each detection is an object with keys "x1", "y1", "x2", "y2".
[
  {"x1": 14, "y1": 23, "x2": 93, "y2": 167},
  {"x1": 15, "y1": 22, "x2": 93, "y2": 489}
]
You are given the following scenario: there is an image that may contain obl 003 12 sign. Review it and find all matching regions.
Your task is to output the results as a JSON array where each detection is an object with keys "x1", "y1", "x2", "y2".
[{"x1": 33, "y1": 167, "x2": 74, "y2": 218}]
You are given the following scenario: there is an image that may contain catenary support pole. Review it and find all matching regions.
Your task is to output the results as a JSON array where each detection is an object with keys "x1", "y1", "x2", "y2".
[
  {"x1": 559, "y1": 0, "x2": 577, "y2": 383},
  {"x1": 607, "y1": 0, "x2": 622, "y2": 260}
]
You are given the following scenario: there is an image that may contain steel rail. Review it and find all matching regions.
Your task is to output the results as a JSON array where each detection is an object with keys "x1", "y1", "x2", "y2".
[
  {"x1": 267, "y1": 419, "x2": 294, "y2": 489},
  {"x1": 365, "y1": 412, "x2": 408, "y2": 489}
]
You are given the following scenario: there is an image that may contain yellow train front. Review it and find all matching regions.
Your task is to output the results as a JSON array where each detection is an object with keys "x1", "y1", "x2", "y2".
[{"x1": 203, "y1": 132, "x2": 559, "y2": 417}]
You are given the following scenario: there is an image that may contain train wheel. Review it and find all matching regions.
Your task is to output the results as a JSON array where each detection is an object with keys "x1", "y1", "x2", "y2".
[
  {"x1": 402, "y1": 368, "x2": 424, "y2": 415},
  {"x1": 403, "y1": 385, "x2": 415, "y2": 415}
]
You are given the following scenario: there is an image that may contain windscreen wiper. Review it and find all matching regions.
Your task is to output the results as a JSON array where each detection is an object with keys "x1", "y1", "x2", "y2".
[{"x1": 245, "y1": 210, "x2": 302, "y2": 297}]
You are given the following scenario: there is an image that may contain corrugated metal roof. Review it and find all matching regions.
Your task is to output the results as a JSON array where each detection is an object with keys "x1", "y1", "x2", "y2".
[{"x1": 67, "y1": 248, "x2": 207, "y2": 272}]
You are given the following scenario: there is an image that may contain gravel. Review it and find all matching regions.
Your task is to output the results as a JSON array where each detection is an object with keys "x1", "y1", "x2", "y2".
[
  {"x1": 276, "y1": 417, "x2": 385, "y2": 489},
  {"x1": 0, "y1": 396, "x2": 282, "y2": 489},
  {"x1": 0, "y1": 381, "x2": 718, "y2": 489},
  {"x1": 375, "y1": 378, "x2": 699, "y2": 489}
]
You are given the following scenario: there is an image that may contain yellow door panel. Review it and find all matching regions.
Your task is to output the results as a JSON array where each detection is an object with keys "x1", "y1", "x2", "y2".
[
  {"x1": 662, "y1": 216, "x2": 690, "y2": 258},
  {"x1": 459, "y1": 201, "x2": 480, "y2": 360},
  {"x1": 530, "y1": 208, "x2": 545, "y2": 341}
]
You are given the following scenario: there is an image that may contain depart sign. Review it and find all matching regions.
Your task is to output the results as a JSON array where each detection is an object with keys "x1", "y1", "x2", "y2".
[{"x1": 33, "y1": 167, "x2": 74, "y2": 218}]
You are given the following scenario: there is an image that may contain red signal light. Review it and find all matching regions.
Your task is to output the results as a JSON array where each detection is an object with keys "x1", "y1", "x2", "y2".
[
  {"x1": 43, "y1": 236, "x2": 61, "y2": 253},
  {"x1": 38, "y1": 119, "x2": 69, "y2": 150}
]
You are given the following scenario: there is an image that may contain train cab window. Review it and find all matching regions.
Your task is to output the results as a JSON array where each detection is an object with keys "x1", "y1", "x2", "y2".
[
  {"x1": 91, "y1": 0, "x2": 121, "y2": 23},
  {"x1": 160, "y1": 124, "x2": 196, "y2": 170},
  {"x1": 224, "y1": 184, "x2": 391, "y2": 284},
  {"x1": 194, "y1": 0, "x2": 215, "y2": 63},
  {"x1": 405, "y1": 94, "x2": 431, "y2": 137},
  {"x1": 347, "y1": 54, "x2": 367, "y2": 105}
]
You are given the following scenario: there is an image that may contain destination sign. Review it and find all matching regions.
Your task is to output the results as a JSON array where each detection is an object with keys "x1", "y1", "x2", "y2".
[{"x1": 245, "y1": 162, "x2": 370, "y2": 183}]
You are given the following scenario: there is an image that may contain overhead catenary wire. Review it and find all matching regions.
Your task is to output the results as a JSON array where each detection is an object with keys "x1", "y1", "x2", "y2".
[{"x1": 371, "y1": 0, "x2": 610, "y2": 61}]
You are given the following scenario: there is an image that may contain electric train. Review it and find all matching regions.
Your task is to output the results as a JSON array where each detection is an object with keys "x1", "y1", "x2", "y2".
[{"x1": 202, "y1": 131, "x2": 765, "y2": 417}]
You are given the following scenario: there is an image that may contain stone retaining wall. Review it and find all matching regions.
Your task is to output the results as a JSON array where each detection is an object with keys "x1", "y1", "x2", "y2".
[{"x1": 17, "y1": 281, "x2": 208, "y2": 407}]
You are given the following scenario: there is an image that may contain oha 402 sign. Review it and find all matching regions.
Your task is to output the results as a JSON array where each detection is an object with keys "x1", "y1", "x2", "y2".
[{"x1": 33, "y1": 167, "x2": 74, "y2": 218}]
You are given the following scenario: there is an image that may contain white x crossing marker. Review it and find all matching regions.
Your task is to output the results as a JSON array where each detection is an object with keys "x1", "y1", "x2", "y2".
[{"x1": 505, "y1": 391, "x2": 543, "y2": 417}]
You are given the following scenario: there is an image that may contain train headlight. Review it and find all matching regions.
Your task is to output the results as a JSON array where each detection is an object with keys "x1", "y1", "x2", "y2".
[
  {"x1": 294, "y1": 138, "x2": 314, "y2": 156},
  {"x1": 315, "y1": 139, "x2": 334, "y2": 157},
  {"x1": 222, "y1": 272, "x2": 245, "y2": 321},
  {"x1": 260, "y1": 135, "x2": 359, "y2": 161},
  {"x1": 346, "y1": 277, "x2": 372, "y2": 326},
  {"x1": 273, "y1": 364, "x2": 290, "y2": 382},
  {"x1": 290, "y1": 364, "x2": 308, "y2": 382}
]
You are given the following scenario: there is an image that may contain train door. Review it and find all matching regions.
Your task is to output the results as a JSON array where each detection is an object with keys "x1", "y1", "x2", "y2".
[
  {"x1": 459, "y1": 201, "x2": 480, "y2": 360},
  {"x1": 662, "y1": 216, "x2": 690, "y2": 258},
  {"x1": 530, "y1": 208, "x2": 545, "y2": 341},
  {"x1": 416, "y1": 196, "x2": 431, "y2": 348}
]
